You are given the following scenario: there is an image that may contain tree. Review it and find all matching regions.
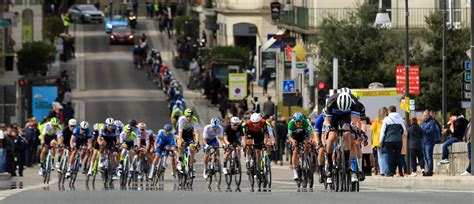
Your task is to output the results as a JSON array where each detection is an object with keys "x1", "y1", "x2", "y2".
[
  {"x1": 43, "y1": 16, "x2": 64, "y2": 41},
  {"x1": 203, "y1": 46, "x2": 251, "y2": 68},
  {"x1": 411, "y1": 11, "x2": 470, "y2": 112},
  {"x1": 172, "y1": 16, "x2": 196, "y2": 39},
  {"x1": 17, "y1": 42, "x2": 56, "y2": 76},
  {"x1": 316, "y1": 3, "x2": 404, "y2": 89}
]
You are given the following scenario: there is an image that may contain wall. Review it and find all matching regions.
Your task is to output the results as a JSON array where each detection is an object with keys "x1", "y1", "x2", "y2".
[
  {"x1": 217, "y1": 0, "x2": 272, "y2": 10},
  {"x1": 433, "y1": 142, "x2": 470, "y2": 175}
]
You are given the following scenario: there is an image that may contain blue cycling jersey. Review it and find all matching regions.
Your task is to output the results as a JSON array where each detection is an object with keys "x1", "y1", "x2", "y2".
[
  {"x1": 314, "y1": 114, "x2": 325, "y2": 134},
  {"x1": 73, "y1": 127, "x2": 93, "y2": 139},
  {"x1": 156, "y1": 129, "x2": 175, "y2": 147}
]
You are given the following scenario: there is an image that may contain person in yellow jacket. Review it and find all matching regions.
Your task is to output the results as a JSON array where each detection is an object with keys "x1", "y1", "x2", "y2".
[
  {"x1": 371, "y1": 107, "x2": 388, "y2": 176},
  {"x1": 62, "y1": 13, "x2": 71, "y2": 34}
]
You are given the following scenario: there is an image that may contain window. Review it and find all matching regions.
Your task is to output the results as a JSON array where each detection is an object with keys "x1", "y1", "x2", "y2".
[{"x1": 437, "y1": 0, "x2": 462, "y2": 28}]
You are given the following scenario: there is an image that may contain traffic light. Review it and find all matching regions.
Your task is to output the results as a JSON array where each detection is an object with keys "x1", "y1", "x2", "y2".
[
  {"x1": 317, "y1": 81, "x2": 327, "y2": 106},
  {"x1": 18, "y1": 79, "x2": 26, "y2": 87}
]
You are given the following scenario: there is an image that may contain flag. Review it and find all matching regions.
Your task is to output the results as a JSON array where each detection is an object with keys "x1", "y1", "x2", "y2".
[{"x1": 285, "y1": 44, "x2": 293, "y2": 61}]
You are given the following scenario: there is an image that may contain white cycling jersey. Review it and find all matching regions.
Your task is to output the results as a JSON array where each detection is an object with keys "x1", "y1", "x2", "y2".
[
  {"x1": 202, "y1": 124, "x2": 224, "y2": 141},
  {"x1": 42, "y1": 122, "x2": 63, "y2": 138}
]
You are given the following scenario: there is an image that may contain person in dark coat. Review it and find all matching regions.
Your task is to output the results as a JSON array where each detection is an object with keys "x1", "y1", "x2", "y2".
[
  {"x1": 23, "y1": 118, "x2": 39, "y2": 167},
  {"x1": 408, "y1": 118, "x2": 424, "y2": 176},
  {"x1": 210, "y1": 75, "x2": 221, "y2": 105},
  {"x1": 218, "y1": 91, "x2": 229, "y2": 119},
  {"x1": 13, "y1": 128, "x2": 26, "y2": 176},
  {"x1": 439, "y1": 111, "x2": 468, "y2": 165}
]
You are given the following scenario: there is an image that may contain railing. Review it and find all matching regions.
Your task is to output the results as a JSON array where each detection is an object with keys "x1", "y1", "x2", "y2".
[
  {"x1": 280, "y1": 7, "x2": 471, "y2": 30},
  {"x1": 280, "y1": 6, "x2": 309, "y2": 29}
]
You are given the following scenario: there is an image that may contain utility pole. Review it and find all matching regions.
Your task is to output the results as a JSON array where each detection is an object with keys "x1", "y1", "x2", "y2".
[
  {"x1": 470, "y1": 0, "x2": 474, "y2": 177},
  {"x1": 404, "y1": 0, "x2": 411, "y2": 173},
  {"x1": 442, "y1": 0, "x2": 447, "y2": 128}
]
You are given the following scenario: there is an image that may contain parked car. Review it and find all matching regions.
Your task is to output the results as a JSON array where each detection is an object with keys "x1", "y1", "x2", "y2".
[
  {"x1": 105, "y1": 15, "x2": 129, "y2": 33},
  {"x1": 109, "y1": 26, "x2": 134, "y2": 45},
  {"x1": 67, "y1": 4, "x2": 104, "y2": 23}
]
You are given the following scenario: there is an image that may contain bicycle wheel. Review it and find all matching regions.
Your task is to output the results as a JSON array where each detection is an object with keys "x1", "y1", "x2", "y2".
[
  {"x1": 215, "y1": 160, "x2": 222, "y2": 189},
  {"x1": 234, "y1": 157, "x2": 242, "y2": 187},
  {"x1": 206, "y1": 163, "x2": 213, "y2": 188},
  {"x1": 248, "y1": 167, "x2": 255, "y2": 190},
  {"x1": 225, "y1": 159, "x2": 233, "y2": 188},
  {"x1": 121, "y1": 158, "x2": 128, "y2": 187},
  {"x1": 307, "y1": 157, "x2": 314, "y2": 189}
]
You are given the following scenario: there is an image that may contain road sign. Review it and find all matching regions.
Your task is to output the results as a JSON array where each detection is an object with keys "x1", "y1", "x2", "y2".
[
  {"x1": 283, "y1": 79, "x2": 296, "y2": 93},
  {"x1": 465, "y1": 72, "x2": 471, "y2": 82},
  {"x1": 465, "y1": 83, "x2": 471, "y2": 91},
  {"x1": 464, "y1": 91, "x2": 471, "y2": 99},
  {"x1": 0, "y1": 20, "x2": 11, "y2": 28},
  {"x1": 396, "y1": 66, "x2": 420, "y2": 95},
  {"x1": 296, "y1": 62, "x2": 307, "y2": 69},
  {"x1": 465, "y1": 61, "x2": 471, "y2": 71},
  {"x1": 228, "y1": 73, "x2": 247, "y2": 100}
]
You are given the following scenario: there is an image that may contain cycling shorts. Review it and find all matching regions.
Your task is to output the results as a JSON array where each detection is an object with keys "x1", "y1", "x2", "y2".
[
  {"x1": 203, "y1": 139, "x2": 219, "y2": 153},
  {"x1": 155, "y1": 146, "x2": 174, "y2": 156},
  {"x1": 329, "y1": 114, "x2": 351, "y2": 131},
  {"x1": 74, "y1": 137, "x2": 89, "y2": 149},
  {"x1": 246, "y1": 131, "x2": 264, "y2": 150},
  {"x1": 102, "y1": 136, "x2": 116, "y2": 149},
  {"x1": 181, "y1": 129, "x2": 195, "y2": 144},
  {"x1": 44, "y1": 135, "x2": 57, "y2": 147},
  {"x1": 124, "y1": 141, "x2": 134, "y2": 150}
]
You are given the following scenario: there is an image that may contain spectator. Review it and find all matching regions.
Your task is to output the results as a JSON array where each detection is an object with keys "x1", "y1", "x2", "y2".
[
  {"x1": 275, "y1": 117, "x2": 288, "y2": 165},
  {"x1": 188, "y1": 58, "x2": 199, "y2": 89},
  {"x1": 62, "y1": 88, "x2": 72, "y2": 105},
  {"x1": 13, "y1": 128, "x2": 26, "y2": 177},
  {"x1": 4, "y1": 127, "x2": 15, "y2": 176},
  {"x1": 295, "y1": 89, "x2": 303, "y2": 107},
  {"x1": 361, "y1": 117, "x2": 373, "y2": 176},
  {"x1": 379, "y1": 106, "x2": 407, "y2": 177},
  {"x1": 460, "y1": 121, "x2": 471, "y2": 176},
  {"x1": 218, "y1": 91, "x2": 229, "y2": 119},
  {"x1": 63, "y1": 102, "x2": 75, "y2": 125},
  {"x1": 23, "y1": 118, "x2": 39, "y2": 167},
  {"x1": 210, "y1": 75, "x2": 221, "y2": 105},
  {"x1": 408, "y1": 117, "x2": 425, "y2": 176},
  {"x1": 371, "y1": 107, "x2": 388, "y2": 176},
  {"x1": 439, "y1": 111, "x2": 468, "y2": 165},
  {"x1": 262, "y1": 95, "x2": 275, "y2": 119},
  {"x1": 251, "y1": 97, "x2": 260, "y2": 113},
  {"x1": 421, "y1": 110, "x2": 440, "y2": 177},
  {"x1": 0, "y1": 129, "x2": 5, "y2": 173},
  {"x1": 398, "y1": 129, "x2": 408, "y2": 177},
  {"x1": 260, "y1": 68, "x2": 272, "y2": 95}
]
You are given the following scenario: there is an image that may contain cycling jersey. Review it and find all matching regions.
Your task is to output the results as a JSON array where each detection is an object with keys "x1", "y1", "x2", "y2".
[
  {"x1": 171, "y1": 108, "x2": 183, "y2": 119},
  {"x1": 73, "y1": 127, "x2": 93, "y2": 148},
  {"x1": 325, "y1": 93, "x2": 360, "y2": 130},
  {"x1": 178, "y1": 115, "x2": 200, "y2": 143},
  {"x1": 287, "y1": 119, "x2": 314, "y2": 143},
  {"x1": 155, "y1": 129, "x2": 175, "y2": 155},
  {"x1": 120, "y1": 131, "x2": 138, "y2": 148},
  {"x1": 314, "y1": 114, "x2": 325, "y2": 135},
  {"x1": 137, "y1": 129, "x2": 153, "y2": 146},
  {"x1": 42, "y1": 122, "x2": 63, "y2": 146},
  {"x1": 242, "y1": 119, "x2": 269, "y2": 149},
  {"x1": 324, "y1": 93, "x2": 360, "y2": 118},
  {"x1": 224, "y1": 124, "x2": 244, "y2": 145},
  {"x1": 99, "y1": 126, "x2": 119, "y2": 148},
  {"x1": 202, "y1": 124, "x2": 224, "y2": 141},
  {"x1": 61, "y1": 126, "x2": 74, "y2": 147}
]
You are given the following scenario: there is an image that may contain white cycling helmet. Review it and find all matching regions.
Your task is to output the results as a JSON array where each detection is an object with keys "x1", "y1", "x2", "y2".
[
  {"x1": 210, "y1": 117, "x2": 220, "y2": 127},
  {"x1": 230, "y1": 117, "x2": 241, "y2": 124},
  {"x1": 337, "y1": 92, "x2": 353, "y2": 112},
  {"x1": 80, "y1": 121, "x2": 89, "y2": 129},
  {"x1": 114, "y1": 120, "x2": 123, "y2": 127},
  {"x1": 339, "y1": 87, "x2": 352, "y2": 94},
  {"x1": 68, "y1": 119, "x2": 77, "y2": 126},
  {"x1": 250, "y1": 113, "x2": 261, "y2": 123},
  {"x1": 137, "y1": 122, "x2": 146, "y2": 130},
  {"x1": 105, "y1": 118, "x2": 114, "y2": 125}
]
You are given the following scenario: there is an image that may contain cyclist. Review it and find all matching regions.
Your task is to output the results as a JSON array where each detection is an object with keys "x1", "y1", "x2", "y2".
[
  {"x1": 323, "y1": 92, "x2": 361, "y2": 183},
  {"x1": 202, "y1": 117, "x2": 225, "y2": 179},
  {"x1": 139, "y1": 122, "x2": 156, "y2": 162},
  {"x1": 314, "y1": 109, "x2": 326, "y2": 183},
  {"x1": 287, "y1": 112, "x2": 316, "y2": 181},
  {"x1": 242, "y1": 113, "x2": 270, "y2": 171},
  {"x1": 148, "y1": 124, "x2": 176, "y2": 179},
  {"x1": 57, "y1": 119, "x2": 77, "y2": 170},
  {"x1": 39, "y1": 117, "x2": 62, "y2": 176},
  {"x1": 222, "y1": 117, "x2": 244, "y2": 175},
  {"x1": 98, "y1": 118, "x2": 120, "y2": 180},
  {"x1": 137, "y1": 122, "x2": 152, "y2": 177},
  {"x1": 118, "y1": 124, "x2": 138, "y2": 178},
  {"x1": 339, "y1": 87, "x2": 368, "y2": 181},
  {"x1": 87, "y1": 123, "x2": 104, "y2": 175},
  {"x1": 176, "y1": 109, "x2": 200, "y2": 175},
  {"x1": 171, "y1": 105, "x2": 184, "y2": 129},
  {"x1": 66, "y1": 121, "x2": 93, "y2": 177},
  {"x1": 115, "y1": 120, "x2": 124, "y2": 135}
]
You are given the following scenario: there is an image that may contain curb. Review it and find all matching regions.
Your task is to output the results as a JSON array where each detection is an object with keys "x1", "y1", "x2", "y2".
[{"x1": 0, "y1": 173, "x2": 12, "y2": 190}]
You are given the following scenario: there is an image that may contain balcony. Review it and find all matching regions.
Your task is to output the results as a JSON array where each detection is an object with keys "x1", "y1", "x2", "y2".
[
  {"x1": 280, "y1": 6, "x2": 309, "y2": 30},
  {"x1": 279, "y1": 7, "x2": 471, "y2": 31}
]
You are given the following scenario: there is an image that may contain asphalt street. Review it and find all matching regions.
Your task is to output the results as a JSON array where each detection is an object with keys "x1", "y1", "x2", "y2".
[{"x1": 2, "y1": 20, "x2": 474, "y2": 204}]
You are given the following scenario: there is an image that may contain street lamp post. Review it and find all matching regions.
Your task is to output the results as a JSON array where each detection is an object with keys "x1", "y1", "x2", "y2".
[
  {"x1": 404, "y1": 0, "x2": 411, "y2": 173},
  {"x1": 470, "y1": 0, "x2": 474, "y2": 177},
  {"x1": 442, "y1": 0, "x2": 447, "y2": 129}
]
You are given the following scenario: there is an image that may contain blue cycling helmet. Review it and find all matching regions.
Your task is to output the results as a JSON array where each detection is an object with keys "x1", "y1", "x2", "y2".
[
  {"x1": 164, "y1": 124, "x2": 173, "y2": 131},
  {"x1": 210, "y1": 117, "x2": 221, "y2": 128},
  {"x1": 293, "y1": 112, "x2": 304, "y2": 121}
]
